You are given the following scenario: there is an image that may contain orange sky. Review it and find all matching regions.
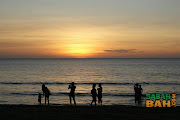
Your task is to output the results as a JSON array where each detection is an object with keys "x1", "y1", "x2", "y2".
[{"x1": 0, "y1": 0, "x2": 180, "y2": 58}]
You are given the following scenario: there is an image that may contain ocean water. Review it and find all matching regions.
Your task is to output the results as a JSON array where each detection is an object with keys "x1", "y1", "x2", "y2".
[{"x1": 0, "y1": 58, "x2": 179, "y2": 106}]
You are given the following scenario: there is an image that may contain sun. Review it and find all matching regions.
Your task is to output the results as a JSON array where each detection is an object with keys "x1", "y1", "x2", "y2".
[
  {"x1": 66, "y1": 44, "x2": 94, "y2": 58},
  {"x1": 70, "y1": 48, "x2": 91, "y2": 55}
]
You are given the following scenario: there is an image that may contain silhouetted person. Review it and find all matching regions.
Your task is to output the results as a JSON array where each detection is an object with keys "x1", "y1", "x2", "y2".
[
  {"x1": 137, "y1": 85, "x2": 143, "y2": 105},
  {"x1": 139, "y1": 85, "x2": 143, "y2": 96},
  {"x1": 134, "y1": 83, "x2": 139, "y2": 104},
  {"x1": 134, "y1": 83, "x2": 143, "y2": 105},
  {"x1": 44, "y1": 87, "x2": 51, "y2": 105},
  {"x1": 68, "y1": 82, "x2": 76, "y2": 106},
  {"x1": 97, "y1": 83, "x2": 103, "y2": 106},
  {"x1": 91, "y1": 84, "x2": 97, "y2": 106},
  {"x1": 42, "y1": 84, "x2": 45, "y2": 96},
  {"x1": 38, "y1": 93, "x2": 43, "y2": 105}
]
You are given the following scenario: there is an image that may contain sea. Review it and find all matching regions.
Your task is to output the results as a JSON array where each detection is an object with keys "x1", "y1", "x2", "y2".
[{"x1": 0, "y1": 58, "x2": 179, "y2": 106}]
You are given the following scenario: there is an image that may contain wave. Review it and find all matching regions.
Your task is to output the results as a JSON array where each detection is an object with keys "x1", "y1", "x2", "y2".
[
  {"x1": 0, "y1": 82, "x2": 179, "y2": 85},
  {"x1": 9, "y1": 92, "x2": 138, "y2": 97},
  {"x1": 9, "y1": 92, "x2": 179, "y2": 97}
]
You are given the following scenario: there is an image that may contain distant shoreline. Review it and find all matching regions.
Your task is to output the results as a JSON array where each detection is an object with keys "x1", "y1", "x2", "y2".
[{"x1": 0, "y1": 58, "x2": 180, "y2": 59}]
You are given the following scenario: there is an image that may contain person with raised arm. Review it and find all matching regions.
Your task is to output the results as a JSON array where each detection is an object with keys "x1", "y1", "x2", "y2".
[{"x1": 68, "y1": 82, "x2": 76, "y2": 106}]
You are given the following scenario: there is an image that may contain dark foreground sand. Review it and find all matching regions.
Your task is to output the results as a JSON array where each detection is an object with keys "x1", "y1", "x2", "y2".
[{"x1": 0, "y1": 104, "x2": 179, "y2": 120}]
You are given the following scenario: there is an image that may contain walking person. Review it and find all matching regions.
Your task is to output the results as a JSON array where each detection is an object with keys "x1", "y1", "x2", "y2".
[
  {"x1": 97, "y1": 83, "x2": 103, "y2": 106},
  {"x1": 68, "y1": 82, "x2": 76, "y2": 106},
  {"x1": 90, "y1": 84, "x2": 97, "y2": 106}
]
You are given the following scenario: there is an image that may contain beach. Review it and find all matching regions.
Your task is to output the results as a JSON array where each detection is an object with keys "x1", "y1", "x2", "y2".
[
  {"x1": 1, "y1": 0, "x2": 180, "y2": 119},
  {"x1": 0, "y1": 104, "x2": 179, "y2": 120}
]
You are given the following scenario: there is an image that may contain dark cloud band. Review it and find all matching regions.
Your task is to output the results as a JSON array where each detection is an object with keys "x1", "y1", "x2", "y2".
[{"x1": 104, "y1": 49, "x2": 137, "y2": 53}]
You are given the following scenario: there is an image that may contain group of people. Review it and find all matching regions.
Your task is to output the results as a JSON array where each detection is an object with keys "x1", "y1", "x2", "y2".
[
  {"x1": 90, "y1": 83, "x2": 102, "y2": 106},
  {"x1": 38, "y1": 82, "x2": 103, "y2": 106},
  {"x1": 67, "y1": 82, "x2": 103, "y2": 106},
  {"x1": 38, "y1": 82, "x2": 143, "y2": 106},
  {"x1": 38, "y1": 84, "x2": 51, "y2": 105},
  {"x1": 134, "y1": 83, "x2": 143, "y2": 104}
]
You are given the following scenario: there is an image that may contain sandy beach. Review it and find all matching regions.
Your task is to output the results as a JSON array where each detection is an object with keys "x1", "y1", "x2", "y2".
[{"x1": 0, "y1": 104, "x2": 178, "y2": 120}]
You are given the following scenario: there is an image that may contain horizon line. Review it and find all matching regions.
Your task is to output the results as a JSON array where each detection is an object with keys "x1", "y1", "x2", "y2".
[{"x1": 0, "y1": 57, "x2": 180, "y2": 59}]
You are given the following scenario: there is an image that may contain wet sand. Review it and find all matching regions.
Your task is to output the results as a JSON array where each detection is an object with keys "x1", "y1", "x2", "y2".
[{"x1": 0, "y1": 104, "x2": 178, "y2": 120}]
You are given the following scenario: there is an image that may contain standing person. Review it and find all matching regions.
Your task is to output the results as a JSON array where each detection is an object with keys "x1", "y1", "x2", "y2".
[
  {"x1": 90, "y1": 84, "x2": 97, "y2": 106},
  {"x1": 134, "y1": 83, "x2": 139, "y2": 104},
  {"x1": 42, "y1": 84, "x2": 45, "y2": 96},
  {"x1": 97, "y1": 83, "x2": 103, "y2": 106},
  {"x1": 68, "y1": 82, "x2": 76, "y2": 106},
  {"x1": 137, "y1": 85, "x2": 143, "y2": 105},
  {"x1": 44, "y1": 87, "x2": 51, "y2": 105},
  {"x1": 139, "y1": 85, "x2": 143, "y2": 96},
  {"x1": 38, "y1": 93, "x2": 43, "y2": 105}
]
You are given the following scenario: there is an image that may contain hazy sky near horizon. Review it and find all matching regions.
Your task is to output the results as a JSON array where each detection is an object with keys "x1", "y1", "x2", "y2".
[{"x1": 0, "y1": 0, "x2": 180, "y2": 58}]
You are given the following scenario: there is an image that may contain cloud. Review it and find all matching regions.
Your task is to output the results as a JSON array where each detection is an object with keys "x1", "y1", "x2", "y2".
[{"x1": 104, "y1": 49, "x2": 137, "y2": 53}]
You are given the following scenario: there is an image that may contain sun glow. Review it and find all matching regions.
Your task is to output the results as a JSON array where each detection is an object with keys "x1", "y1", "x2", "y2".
[
  {"x1": 66, "y1": 44, "x2": 94, "y2": 58},
  {"x1": 70, "y1": 48, "x2": 91, "y2": 54}
]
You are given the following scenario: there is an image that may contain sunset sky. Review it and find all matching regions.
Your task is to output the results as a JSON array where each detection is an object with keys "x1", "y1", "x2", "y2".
[{"x1": 0, "y1": 0, "x2": 180, "y2": 58}]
